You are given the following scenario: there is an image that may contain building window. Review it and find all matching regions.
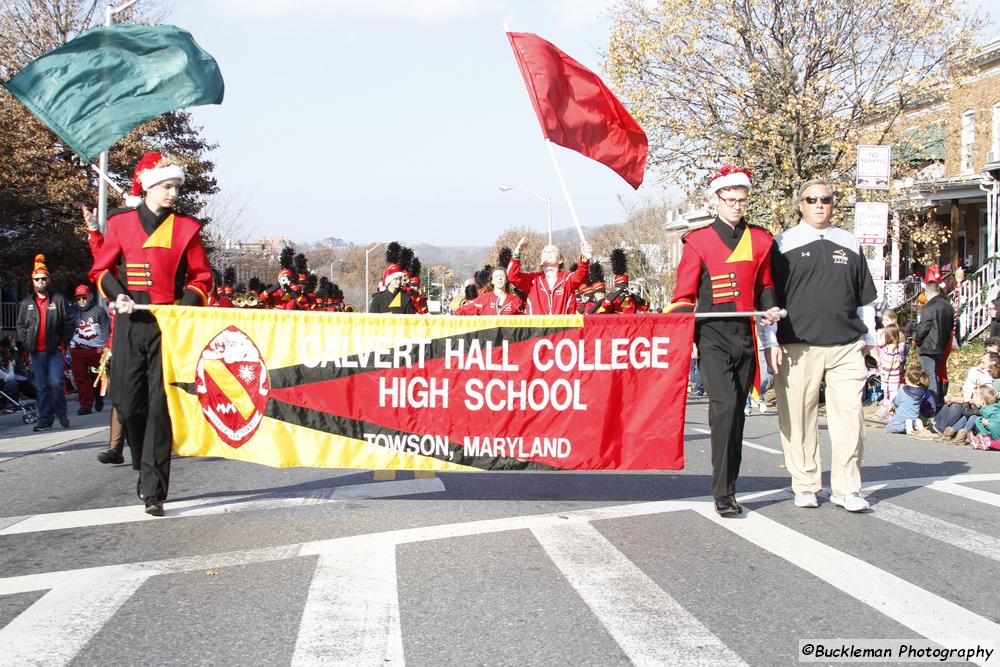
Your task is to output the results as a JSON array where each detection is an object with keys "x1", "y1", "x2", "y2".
[
  {"x1": 993, "y1": 102, "x2": 1000, "y2": 161},
  {"x1": 962, "y1": 109, "x2": 976, "y2": 175}
]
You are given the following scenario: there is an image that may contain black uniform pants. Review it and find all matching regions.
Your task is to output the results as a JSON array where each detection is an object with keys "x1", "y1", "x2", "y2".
[
  {"x1": 696, "y1": 322, "x2": 755, "y2": 500},
  {"x1": 110, "y1": 311, "x2": 172, "y2": 502}
]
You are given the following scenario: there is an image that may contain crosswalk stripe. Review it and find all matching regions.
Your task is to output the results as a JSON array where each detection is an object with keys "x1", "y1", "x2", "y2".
[
  {"x1": 926, "y1": 481, "x2": 1000, "y2": 508},
  {"x1": 871, "y1": 501, "x2": 1000, "y2": 563},
  {"x1": 698, "y1": 507, "x2": 1000, "y2": 659},
  {"x1": 0, "y1": 566, "x2": 151, "y2": 667},
  {"x1": 532, "y1": 522, "x2": 747, "y2": 667},
  {"x1": 0, "y1": 478, "x2": 445, "y2": 536},
  {"x1": 691, "y1": 427, "x2": 782, "y2": 455},
  {"x1": 291, "y1": 541, "x2": 403, "y2": 667}
]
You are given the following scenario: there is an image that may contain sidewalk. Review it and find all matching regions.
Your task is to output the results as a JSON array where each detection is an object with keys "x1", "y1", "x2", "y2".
[{"x1": 0, "y1": 395, "x2": 111, "y2": 463}]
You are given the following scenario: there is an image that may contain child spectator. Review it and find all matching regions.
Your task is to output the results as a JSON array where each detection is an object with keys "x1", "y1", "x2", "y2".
[
  {"x1": 936, "y1": 385, "x2": 992, "y2": 444},
  {"x1": 886, "y1": 368, "x2": 935, "y2": 435},
  {"x1": 961, "y1": 352, "x2": 999, "y2": 401},
  {"x1": 876, "y1": 309, "x2": 898, "y2": 346},
  {"x1": 970, "y1": 387, "x2": 1000, "y2": 449},
  {"x1": 876, "y1": 323, "x2": 904, "y2": 419}
]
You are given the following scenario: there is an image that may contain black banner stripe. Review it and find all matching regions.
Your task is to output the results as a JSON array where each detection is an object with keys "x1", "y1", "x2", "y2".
[
  {"x1": 267, "y1": 324, "x2": 576, "y2": 388},
  {"x1": 265, "y1": 398, "x2": 560, "y2": 472}
]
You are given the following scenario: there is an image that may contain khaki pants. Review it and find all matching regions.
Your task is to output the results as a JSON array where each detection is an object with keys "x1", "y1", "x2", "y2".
[{"x1": 774, "y1": 340, "x2": 867, "y2": 496}]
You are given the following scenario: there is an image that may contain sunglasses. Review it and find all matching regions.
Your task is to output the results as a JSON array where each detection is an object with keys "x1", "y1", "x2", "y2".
[
  {"x1": 75, "y1": 295, "x2": 90, "y2": 300},
  {"x1": 802, "y1": 196, "x2": 834, "y2": 205},
  {"x1": 33, "y1": 276, "x2": 48, "y2": 282}
]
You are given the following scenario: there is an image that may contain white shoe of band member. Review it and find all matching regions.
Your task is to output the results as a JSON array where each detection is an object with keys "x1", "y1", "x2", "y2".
[
  {"x1": 794, "y1": 491, "x2": 819, "y2": 508},
  {"x1": 912, "y1": 419, "x2": 924, "y2": 432},
  {"x1": 830, "y1": 492, "x2": 870, "y2": 512},
  {"x1": 905, "y1": 419, "x2": 914, "y2": 435}
]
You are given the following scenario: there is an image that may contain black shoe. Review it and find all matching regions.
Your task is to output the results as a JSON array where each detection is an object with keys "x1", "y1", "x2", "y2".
[
  {"x1": 32, "y1": 423, "x2": 52, "y2": 432},
  {"x1": 136, "y1": 479, "x2": 144, "y2": 501},
  {"x1": 94, "y1": 396, "x2": 104, "y2": 412},
  {"x1": 97, "y1": 448, "x2": 124, "y2": 464},
  {"x1": 58, "y1": 415, "x2": 70, "y2": 428},
  {"x1": 144, "y1": 500, "x2": 164, "y2": 517},
  {"x1": 714, "y1": 495, "x2": 742, "y2": 516},
  {"x1": 77, "y1": 407, "x2": 92, "y2": 416}
]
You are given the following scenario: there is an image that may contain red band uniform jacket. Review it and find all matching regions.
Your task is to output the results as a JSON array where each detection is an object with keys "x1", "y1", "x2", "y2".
[
  {"x1": 506, "y1": 257, "x2": 589, "y2": 315},
  {"x1": 89, "y1": 205, "x2": 213, "y2": 306}
]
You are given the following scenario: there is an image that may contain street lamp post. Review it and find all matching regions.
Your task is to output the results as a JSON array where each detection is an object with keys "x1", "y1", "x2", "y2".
[
  {"x1": 364, "y1": 242, "x2": 383, "y2": 313},
  {"x1": 97, "y1": 0, "x2": 143, "y2": 234},
  {"x1": 499, "y1": 184, "x2": 552, "y2": 244}
]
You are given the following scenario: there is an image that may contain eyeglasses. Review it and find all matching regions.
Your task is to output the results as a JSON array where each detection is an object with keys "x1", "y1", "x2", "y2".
[
  {"x1": 802, "y1": 196, "x2": 834, "y2": 205},
  {"x1": 718, "y1": 196, "x2": 749, "y2": 208},
  {"x1": 33, "y1": 277, "x2": 48, "y2": 282}
]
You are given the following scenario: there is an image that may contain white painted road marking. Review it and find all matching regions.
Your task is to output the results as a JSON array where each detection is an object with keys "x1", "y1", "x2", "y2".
[
  {"x1": 0, "y1": 478, "x2": 446, "y2": 536},
  {"x1": 0, "y1": 426, "x2": 109, "y2": 464},
  {"x1": 3, "y1": 473, "x2": 1000, "y2": 665},
  {"x1": 291, "y1": 539, "x2": 403, "y2": 667},
  {"x1": 872, "y1": 501, "x2": 1000, "y2": 563},
  {"x1": 927, "y1": 480, "x2": 1000, "y2": 508},
  {"x1": 0, "y1": 565, "x2": 152, "y2": 667},
  {"x1": 697, "y1": 507, "x2": 1000, "y2": 666},
  {"x1": 690, "y1": 427, "x2": 782, "y2": 455},
  {"x1": 532, "y1": 521, "x2": 747, "y2": 667}
]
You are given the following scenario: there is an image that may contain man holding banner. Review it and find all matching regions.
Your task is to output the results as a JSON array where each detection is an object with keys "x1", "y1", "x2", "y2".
[
  {"x1": 766, "y1": 180, "x2": 876, "y2": 513},
  {"x1": 665, "y1": 166, "x2": 782, "y2": 516},
  {"x1": 89, "y1": 152, "x2": 213, "y2": 516}
]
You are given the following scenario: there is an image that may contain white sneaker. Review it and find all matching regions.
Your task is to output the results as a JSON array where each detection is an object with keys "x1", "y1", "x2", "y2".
[
  {"x1": 830, "y1": 492, "x2": 870, "y2": 512},
  {"x1": 794, "y1": 491, "x2": 819, "y2": 508},
  {"x1": 912, "y1": 419, "x2": 924, "y2": 433},
  {"x1": 905, "y1": 419, "x2": 914, "y2": 435}
]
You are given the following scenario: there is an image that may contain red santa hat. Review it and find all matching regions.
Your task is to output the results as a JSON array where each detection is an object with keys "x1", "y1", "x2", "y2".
[
  {"x1": 708, "y1": 164, "x2": 753, "y2": 194},
  {"x1": 125, "y1": 152, "x2": 185, "y2": 207}
]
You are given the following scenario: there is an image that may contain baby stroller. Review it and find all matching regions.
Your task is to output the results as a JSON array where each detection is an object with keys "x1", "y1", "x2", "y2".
[{"x1": 0, "y1": 386, "x2": 38, "y2": 424}]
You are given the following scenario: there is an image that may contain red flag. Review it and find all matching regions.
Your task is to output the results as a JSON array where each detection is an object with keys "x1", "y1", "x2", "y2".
[{"x1": 507, "y1": 31, "x2": 648, "y2": 189}]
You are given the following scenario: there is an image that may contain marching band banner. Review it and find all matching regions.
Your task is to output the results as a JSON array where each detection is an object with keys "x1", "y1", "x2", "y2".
[{"x1": 152, "y1": 306, "x2": 694, "y2": 472}]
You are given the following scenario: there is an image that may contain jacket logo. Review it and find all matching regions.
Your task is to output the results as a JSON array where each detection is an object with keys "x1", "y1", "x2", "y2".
[
  {"x1": 801, "y1": 251, "x2": 810, "y2": 257},
  {"x1": 832, "y1": 249, "x2": 849, "y2": 265},
  {"x1": 195, "y1": 326, "x2": 270, "y2": 448}
]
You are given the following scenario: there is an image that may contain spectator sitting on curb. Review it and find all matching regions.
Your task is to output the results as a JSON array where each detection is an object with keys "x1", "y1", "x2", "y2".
[{"x1": 886, "y1": 368, "x2": 935, "y2": 436}]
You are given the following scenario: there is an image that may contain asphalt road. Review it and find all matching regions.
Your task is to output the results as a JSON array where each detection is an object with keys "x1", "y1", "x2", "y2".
[{"x1": 1, "y1": 397, "x2": 998, "y2": 666}]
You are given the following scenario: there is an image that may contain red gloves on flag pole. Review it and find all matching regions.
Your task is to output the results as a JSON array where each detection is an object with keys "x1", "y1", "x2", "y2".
[{"x1": 507, "y1": 31, "x2": 648, "y2": 190}]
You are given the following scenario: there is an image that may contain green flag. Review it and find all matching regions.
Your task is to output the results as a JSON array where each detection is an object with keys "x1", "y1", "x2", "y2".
[{"x1": 1, "y1": 24, "x2": 224, "y2": 162}]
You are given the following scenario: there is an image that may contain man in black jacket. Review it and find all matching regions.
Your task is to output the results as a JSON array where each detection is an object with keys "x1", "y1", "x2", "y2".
[
  {"x1": 914, "y1": 281, "x2": 954, "y2": 405},
  {"x1": 15, "y1": 254, "x2": 74, "y2": 431}
]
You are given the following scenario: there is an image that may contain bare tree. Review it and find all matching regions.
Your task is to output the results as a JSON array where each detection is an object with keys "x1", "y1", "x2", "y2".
[{"x1": 607, "y1": 0, "x2": 984, "y2": 230}]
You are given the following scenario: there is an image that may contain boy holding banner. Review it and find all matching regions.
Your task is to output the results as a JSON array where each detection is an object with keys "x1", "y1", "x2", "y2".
[
  {"x1": 665, "y1": 166, "x2": 782, "y2": 516},
  {"x1": 89, "y1": 152, "x2": 213, "y2": 516}
]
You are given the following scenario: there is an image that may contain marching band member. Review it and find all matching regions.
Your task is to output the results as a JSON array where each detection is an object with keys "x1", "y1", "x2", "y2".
[{"x1": 665, "y1": 165, "x2": 782, "y2": 516}]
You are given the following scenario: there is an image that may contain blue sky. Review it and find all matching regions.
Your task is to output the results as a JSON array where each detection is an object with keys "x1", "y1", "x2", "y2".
[
  {"x1": 169, "y1": 0, "x2": 998, "y2": 247},
  {"x1": 169, "y1": 0, "x2": 653, "y2": 247}
]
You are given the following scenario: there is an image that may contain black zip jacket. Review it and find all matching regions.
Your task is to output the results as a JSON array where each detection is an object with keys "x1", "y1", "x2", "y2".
[{"x1": 15, "y1": 291, "x2": 74, "y2": 354}]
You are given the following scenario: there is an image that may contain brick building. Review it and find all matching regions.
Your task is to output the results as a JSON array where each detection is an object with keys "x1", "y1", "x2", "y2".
[{"x1": 884, "y1": 38, "x2": 1000, "y2": 282}]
